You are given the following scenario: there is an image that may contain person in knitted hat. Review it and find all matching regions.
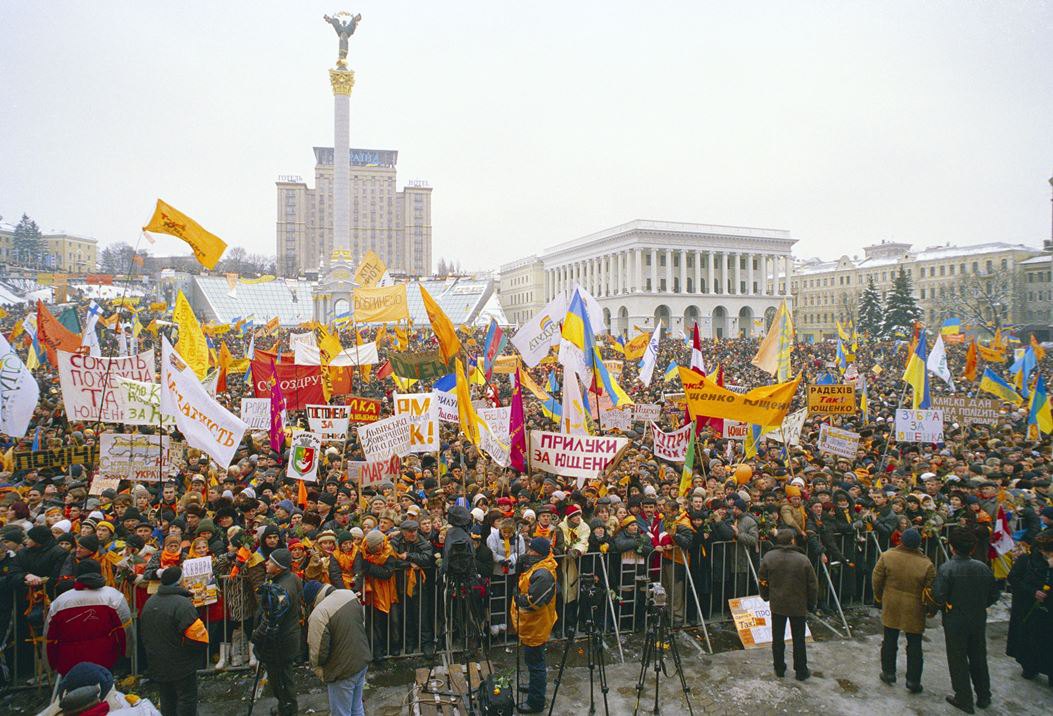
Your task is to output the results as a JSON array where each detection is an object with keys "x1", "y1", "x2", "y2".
[
  {"x1": 510, "y1": 535, "x2": 558, "y2": 713},
  {"x1": 256, "y1": 546, "x2": 303, "y2": 716},
  {"x1": 871, "y1": 527, "x2": 936, "y2": 692},
  {"x1": 141, "y1": 563, "x2": 208, "y2": 715}
]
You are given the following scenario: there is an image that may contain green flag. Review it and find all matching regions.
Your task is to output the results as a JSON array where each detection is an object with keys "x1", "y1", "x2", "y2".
[{"x1": 679, "y1": 423, "x2": 696, "y2": 497}]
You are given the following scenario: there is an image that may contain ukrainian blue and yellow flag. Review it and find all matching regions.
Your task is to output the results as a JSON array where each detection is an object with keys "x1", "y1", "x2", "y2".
[
  {"x1": 902, "y1": 330, "x2": 931, "y2": 409},
  {"x1": 561, "y1": 290, "x2": 633, "y2": 407},
  {"x1": 1010, "y1": 346, "x2": 1037, "y2": 399},
  {"x1": 978, "y1": 368, "x2": 1023, "y2": 405},
  {"x1": 836, "y1": 338, "x2": 848, "y2": 374},
  {"x1": 940, "y1": 318, "x2": 961, "y2": 336},
  {"x1": 1027, "y1": 374, "x2": 1053, "y2": 437},
  {"x1": 663, "y1": 360, "x2": 679, "y2": 383},
  {"x1": 541, "y1": 371, "x2": 563, "y2": 423}
]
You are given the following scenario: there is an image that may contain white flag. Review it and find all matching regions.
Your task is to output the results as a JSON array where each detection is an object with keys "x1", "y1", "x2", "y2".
[
  {"x1": 638, "y1": 325, "x2": 662, "y2": 386},
  {"x1": 561, "y1": 372, "x2": 590, "y2": 435},
  {"x1": 81, "y1": 301, "x2": 102, "y2": 357},
  {"x1": 160, "y1": 337, "x2": 248, "y2": 469},
  {"x1": 926, "y1": 333, "x2": 955, "y2": 390},
  {"x1": 510, "y1": 291, "x2": 568, "y2": 367},
  {"x1": 0, "y1": 333, "x2": 39, "y2": 437}
]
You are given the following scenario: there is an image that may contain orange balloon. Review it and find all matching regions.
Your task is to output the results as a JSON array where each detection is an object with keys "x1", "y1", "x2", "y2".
[{"x1": 734, "y1": 464, "x2": 753, "y2": 484}]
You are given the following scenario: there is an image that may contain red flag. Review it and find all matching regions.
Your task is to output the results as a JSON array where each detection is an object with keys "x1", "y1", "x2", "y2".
[
  {"x1": 510, "y1": 368, "x2": 527, "y2": 472},
  {"x1": 375, "y1": 359, "x2": 393, "y2": 381},
  {"x1": 690, "y1": 323, "x2": 706, "y2": 374}
]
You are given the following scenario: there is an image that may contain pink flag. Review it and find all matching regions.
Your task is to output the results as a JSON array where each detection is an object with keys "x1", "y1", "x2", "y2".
[
  {"x1": 509, "y1": 368, "x2": 527, "y2": 472},
  {"x1": 269, "y1": 360, "x2": 286, "y2": 453}
]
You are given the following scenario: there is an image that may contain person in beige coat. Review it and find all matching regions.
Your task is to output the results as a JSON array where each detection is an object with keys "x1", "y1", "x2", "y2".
[{"x1": 871, "y1": 528, "x2": 936, "y2": 694}]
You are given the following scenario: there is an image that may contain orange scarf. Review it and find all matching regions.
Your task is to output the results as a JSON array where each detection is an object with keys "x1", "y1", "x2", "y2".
[
  {"x1": 362, "y1": 541, "x2": 399, "y2": 613},
  {"x1": 160, "y1": 549, "x2": 182, "y2": 569},
  {"x1": 333, "y1": 547, "x2": 357, "y2": 589}
]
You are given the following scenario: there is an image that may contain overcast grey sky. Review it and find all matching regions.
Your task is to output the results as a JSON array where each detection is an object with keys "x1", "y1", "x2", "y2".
[{"x1": 1, "y1": 1, "x2": 1051, "y2": 270}]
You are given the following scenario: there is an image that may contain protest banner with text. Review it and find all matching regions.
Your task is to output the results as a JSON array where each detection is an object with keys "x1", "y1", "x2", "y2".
[
  {"x1": 807, "y1": 384, "x2": 856, "y2": 415},
  {"x1": 240, "y1": 398, "x2": 270, "y2": 430},
  {"x1": 306, "y1": 404, "x2": 351, "y2": 437},
  {"x1": 529, "y1": 430, "x2": 629, "y2": 484},
  {"x1": 651, "y1": 422, "x2": 691, "y2": 462},
  {"x1": 394, "y1": 393, "x2": 440, "y2": 453},
  {"x1": 817, "y1": 424, "x2": 860, "y2": 459},
  {"x1": 114, "y1": 377, "x2": 176, "y2": 428},
  {"x1": 895, "y1": 409, "x2": 944, "y2": 443},
  {"x1": 58, "y1": 350, "x2": 154, "y2": 422},
  {"x1": 358, "y1": 414, "x2": 412, "y2": 461},
  {"x1": 99, "y1": 433, "x2": 171, "y2": 482},
  {"x1": 348, "y1": 455, "x2": 402, "y2": 488},
  {"x1": 931, "y1": 396, "x2": 1000, "y2": 427}
]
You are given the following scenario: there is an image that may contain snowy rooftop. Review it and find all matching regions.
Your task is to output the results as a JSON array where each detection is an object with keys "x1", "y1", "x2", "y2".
[{"x1": 796, "y1": 242, "x2": 1040, "y2": 275}]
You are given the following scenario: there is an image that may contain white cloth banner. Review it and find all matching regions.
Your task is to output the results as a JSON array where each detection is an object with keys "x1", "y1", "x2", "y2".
[
  {"x1": 434, "y1": 390, "x2": 459, "y2": 423},
  {"x1": 478, "y1": 406, "x2": 511, "y2": 467},
  {"x1": 926, "y1": 334, "x2": 955, "y2": 390},
  {"x1": 638, "y1": 325, "x2": 662, "y2": 386},
  {"x1": 358, "y1": 414, "x2": 412, "y2": 461},
  {"x1": 651, "y1": 422, "x2": 691, "y2": 462},
  {"x1": 294, "y1": 341, "x2": 378, "y2": 366},
  {"x1": 394, "y1": 393, "x2": 440, "y2": 453},
  {"x1": 289, "y1": 332, "x2": 315, "y2": 351},
  {"x1": 767, "y1": 408, "x2": 807, "y2": 446},
  {"x1": 287, "y1": 430, "x2": 322, "y2": 481},
  {"x1": 58, "y1": 349, "x2": 155, "y2": 423},
  {"x1": 600, "y1": 408, "x2": 632, "y2": 431},
  {"x1": 510, "y1": 291, "x2": 568, "y2": 367},
  {"x1": 632, "y1": 404, "x2": 661, "y2": 423},
  {"x1": 528, "y1": 430, "x2": 629, "y2": 484},
  {"x1": 114, "y1": 377, "x2": 176, "y2": 427},
  {"x1": 239, "y1": 398, "x2": 271, "y2": 430},
  {"x1": 0, "y1": 333, "x2": 39, "y2": 437},
  {"x1": 160, "y1": 337, "x2": 247, "y2": 469},
  {"x1": 306, "y1": 404, "x2": 351, "y2": 437}
]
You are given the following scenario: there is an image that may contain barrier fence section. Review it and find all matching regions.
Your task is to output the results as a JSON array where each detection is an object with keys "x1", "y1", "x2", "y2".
[{"x1": 0, "y1": 529, "x2": 971, "y2": 686}]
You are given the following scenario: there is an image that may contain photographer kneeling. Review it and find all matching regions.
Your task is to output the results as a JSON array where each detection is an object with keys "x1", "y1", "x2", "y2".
[{"x1": 510, "y1": 537, "x2": 558, "y2": 714}]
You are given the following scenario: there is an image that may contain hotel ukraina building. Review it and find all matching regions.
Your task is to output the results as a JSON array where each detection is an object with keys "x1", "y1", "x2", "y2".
[{"x1": 499, "y1": 220, "x2": 1053, "y2": 340}]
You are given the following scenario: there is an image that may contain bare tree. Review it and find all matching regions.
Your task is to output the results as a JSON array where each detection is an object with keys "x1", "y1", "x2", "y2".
[{"x1": 933, "y1": 268, "x2": 1025, "y2": 335}]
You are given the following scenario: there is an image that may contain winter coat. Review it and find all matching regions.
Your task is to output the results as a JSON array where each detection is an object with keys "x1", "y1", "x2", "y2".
[
  {"x1": 13, "y1": 539, "x2": 68, "y2": 598},
  {"x1": 509, "y1": 553, "x2": 558, "y2": 647},
  {"x1": 758, "y1": 544, "x2": 817, "y2": 617},
  {"x1": 933, "y1": 555, "x2": 999, "y2": 624},
  {"x1": 253, "y1": 569, "x2": 303, "y2": 663},
  {"x1": 1006, "y1": 548, "x2": 1053, "y2": 676},
  {"x1": 139, "y1": 583, "x2": 207, "y2": 681},
  {"x1": 731, "y1": 512, "x2": 759, "y2": 574},
  {"x1": 44, "y1": 573, "x2": 130, "y2": 675},
  {"x1": 871, "y1": 545, "x2": 935, "y2": 634},
  {"x1": 307, "y1": 585, "x2": 370, "y2": 683},
  {"x1": 486, "y1": 530, "x2": 526, "y2": 576},
  {"x1": 556, "y1": 518, "x2": 590, "y2": 601}
]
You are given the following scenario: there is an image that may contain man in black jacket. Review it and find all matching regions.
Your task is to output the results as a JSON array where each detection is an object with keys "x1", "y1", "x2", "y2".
[
  {"x1": 13, "y1": 525, "x2": 67, "y2": 598},
  {"x1": 140, "y1": 566, "x2": 209, "y2": 715},
  {"x1": 934, "y1": 526, "x2": 1000, "y2": 714},
  {"x1": 389, "y1": 519, "x2": 436, "y2": 658},
  {"x1": 254, "y1": 548, "x2": 303, "y2": 716}
]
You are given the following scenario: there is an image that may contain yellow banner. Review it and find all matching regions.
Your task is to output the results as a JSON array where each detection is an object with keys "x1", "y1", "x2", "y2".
[
  {"x1": 623, "y1": 333, "x2": 651, "y2": 360},
  {"x1": 353, "y1": 285, "x2": 409, "y2": 323},
  {"x1": 492, "y1": 355, "x2": 520, "y2": 374},
  {"x1": 681, "y1": 367, "x2": 802, "y2": 427},
  {"x1": 143, "y1": 199, "x2": 227, "y2": 269},
  {"x1": 977, "y1": 344, "x2": 1006, "y2": 363},
  {"x1": 148, "y1": 301, "x2": 167, "y2": 312},
  {"x1": 353, "y1": 250, "x2": 387, "y2": 288}
]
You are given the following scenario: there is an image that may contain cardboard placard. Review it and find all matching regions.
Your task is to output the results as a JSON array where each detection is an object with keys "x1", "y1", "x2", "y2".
[
  {"x1": 807, "y1": 384, "x2": 856, "y2": 414},
  {"x1": 895, "y1": 409, "x2": 944, "y2": 443},
  {"x1": 817, "y1": 424, "x2": 860, "y2": 458}
]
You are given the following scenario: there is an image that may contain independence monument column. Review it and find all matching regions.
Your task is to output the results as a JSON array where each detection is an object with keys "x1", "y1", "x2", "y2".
[{"x1": 314, "y1": 11, "x2": 361, "y2": 322}]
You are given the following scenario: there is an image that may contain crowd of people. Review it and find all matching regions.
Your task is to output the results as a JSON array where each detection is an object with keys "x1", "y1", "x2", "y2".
[{"x1": 1, "y1": 289, "x2": 1052, "y2": 715}]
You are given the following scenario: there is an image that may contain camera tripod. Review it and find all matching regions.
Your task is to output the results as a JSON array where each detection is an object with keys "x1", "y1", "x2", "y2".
[
  {"x1": 547, "y1": 601, "x2": 610, "y2": 716},
  {"x1": 633, "y1": 601, "x2": 694, "y2": 716},
  {"x1": 425, "y1": 574, "x2": 491, "y2": 715}
]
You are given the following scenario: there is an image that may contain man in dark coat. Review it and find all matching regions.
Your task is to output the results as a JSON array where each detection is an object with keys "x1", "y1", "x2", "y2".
[
  {"x1": 1005, "y1": 529, "x2": 1053, "y2": 685},
  {"x1": 758, "y1": 528, "x2": 818, "y2": 681},
  {"x1": 254, "y1": 548, "x2": 303, "y2": 716},
  {"x1": 389, "y1": 519, "x2": 436, "y2": 657},
  {"x1": 13, "y1": 525, "x2": 68, "y2": 598},
  {"x1": 934, "y1": 527, "x2": 1001, "y2": 714},
  {"x1": 140, "y1": 565, "x2": 209, "y2": 715}
]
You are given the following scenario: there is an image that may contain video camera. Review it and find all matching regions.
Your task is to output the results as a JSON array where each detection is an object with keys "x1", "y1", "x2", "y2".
[{"x1": 646, "y1": 582, "x2": 667, "y2": 608}]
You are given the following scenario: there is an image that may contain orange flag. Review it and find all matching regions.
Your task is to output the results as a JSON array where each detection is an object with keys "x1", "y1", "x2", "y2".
[
  {"x1": 217, "y1": 342, "x2": 233, "y2": 393},
  {"x1": 963, "y1": 338, "x2": 978, "y2": 382},
  {"x1": 36, "y1": 300, "x2": 82, "y2": 366},
  {"x1": 420, "y1": 284, "x2": 461, "y2": 363},
  {"x1": 1030, "y1": 334, "x2": 1046, "y2": 361}
]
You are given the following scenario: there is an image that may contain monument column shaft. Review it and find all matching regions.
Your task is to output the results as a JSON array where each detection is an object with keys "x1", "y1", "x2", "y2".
[{"x1": 333, "y1": 92, "x2": 350, "y2": 253}]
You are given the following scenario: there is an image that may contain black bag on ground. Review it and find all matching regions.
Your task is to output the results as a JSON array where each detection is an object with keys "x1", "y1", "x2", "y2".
[{"x1": 474, "y1": 674, "x2": 514, "y2": 716}]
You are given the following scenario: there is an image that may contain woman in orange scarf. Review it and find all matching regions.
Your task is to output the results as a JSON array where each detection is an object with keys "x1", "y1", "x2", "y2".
[
  {"x1": 355, "y1": 529, "x2": 409, "y2": 659},
  {"x1": 332, "y1": 530, "x2": 359, "y2": 590}
]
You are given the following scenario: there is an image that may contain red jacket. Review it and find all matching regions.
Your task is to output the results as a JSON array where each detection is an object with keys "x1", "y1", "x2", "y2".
[{"x1": 44, "y1": 574, "x2": 130, "y2": 675}]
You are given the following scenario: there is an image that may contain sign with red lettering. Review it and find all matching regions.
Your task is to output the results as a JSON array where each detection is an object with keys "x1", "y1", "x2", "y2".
[
  {"x1": 807, "y1": 384, "x2": 856, "y2": 414},
  {"x1": 651, "y1": 422, "x2": 691, "y2": 462},
  {"x1": 528, "y1": 430, "x2": 629, "y2": 485},
  {"x1": 57, "y1": 350, "x2": 155, "y2": 423},
  {"x1": 305, "y1": 404, "x2": 351, "y2": 437},
  {"x1": 250, "y1": 358, "x2": 325, "y2": 410},
  {"x1": 348, "y1": 455, "x2": 402, "y2": 487},
  {"x1": 357, "y1": 414, "x2": 412, "y2": 461}
]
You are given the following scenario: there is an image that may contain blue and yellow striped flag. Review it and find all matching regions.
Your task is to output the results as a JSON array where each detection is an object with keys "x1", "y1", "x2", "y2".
[
  {"x1": 663, "y1": 360, "x2": 679, "y2": 383},
  {"x1": 1027, "y1": 374, "x2": 1053, "y2": 436},
  {"x1": 978, "y1": 368, "x2": 1023, "y2": 405},
  {"x1": 902, "y1": 331, "x2": 930, "y2": 409}
]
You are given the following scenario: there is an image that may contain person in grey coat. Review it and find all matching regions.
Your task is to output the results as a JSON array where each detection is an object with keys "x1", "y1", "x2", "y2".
[
  {"x1": 759, "y1": 529, "x2": 818, "y2": 681},
  {"x1": 305, "y1": 580, "x2": 371, "y2": 716}
]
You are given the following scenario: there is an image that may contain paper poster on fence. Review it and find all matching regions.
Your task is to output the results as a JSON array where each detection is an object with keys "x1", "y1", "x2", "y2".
[
  {"x1": 394, "y1": 393, "x2": 439, "y2": 453},
  {"x1": 306, "y1": 404, "x2": 351, "y2": 437},
  {"x1": 478, "y1": 407, "x2": 511, "y2": 467},
  {"x1": 114, "y1": 377, "x2": 176, "y2": 428},
  {"x1": 358, "y1": 414, "x2": 412, "y2": 462},
  {"x1": 651, "y1": 422, "x2": 691, "y2": 462},
  {"x1": 181, "y1": 556, "x2": 218, "y2": 607},
  {"x1": 528, "y1": 430, "x2": 629, "y2": 484},
  {"x1": 895, "y1": 409, "x2": 944, "y2": 443},
  {"x1": 817, "y1": 423, "x2": 860, "y2": 459},
  {"x1": 348, "y1": 455, "x2": 401, "y2": 487},
  {"x1": 767, "y1": 408, "x2": 807, "y2": 446},
  {"x1": 58, "y1": 350, "x2": 154, "y2": 422},
  {"x1": 286, "y1": 431, "x2": 322, "y2": 481},
  {"x1": 240, "y1": 398, "x2": 270, "y2": 430},
  {"x1": 99, "y1": 433, "x2": 171, "y2": 482},
  {"x1": 729, "y1": 595, "x2": 812, "y2": 649}
]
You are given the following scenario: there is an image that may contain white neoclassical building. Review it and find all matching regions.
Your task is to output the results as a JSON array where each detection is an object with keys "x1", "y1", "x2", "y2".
[{"x1": 537, "y1": 220, "x2": 796, "y2": 338}]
